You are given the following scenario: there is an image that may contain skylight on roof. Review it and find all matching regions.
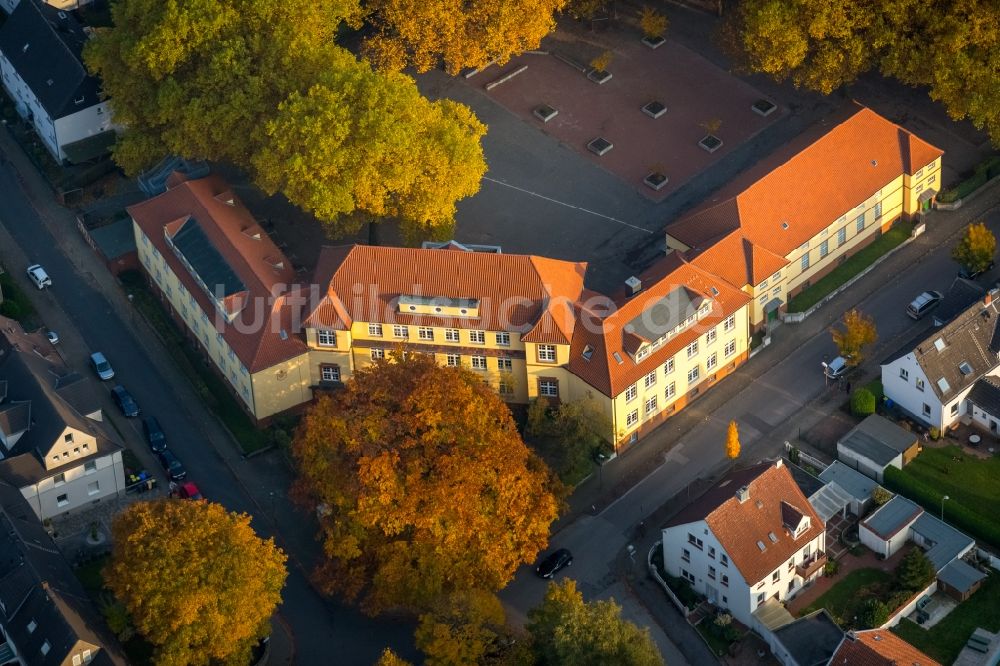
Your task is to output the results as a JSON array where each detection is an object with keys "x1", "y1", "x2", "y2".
[
  {"x1": 710, "y1": 287, "x2": 720, "y2": 296},
  {"x1": 582, "y1": 345, "x2": 594, "y2": 361},
  {"x1": 768, "y1": 532, "x2": 778, "y2": 543},
  {"x1": 612, "y1": 352, "x2": 623, "y2": 365},
  {"x1": 959, "y1": 362, "x2": 973, "y2": 376},
  {"x1": 757, "y1": 541, "x2": 766, "y2": 552},
  {"x1": 934, "y1": 338, "x2": 946, "y2": 352},
  {"x1": 938, "y1": 377, "x2": 951, "y2": 393},
  {"x1": 781, "y1": 221, "x2": 789, "y2": 230}
]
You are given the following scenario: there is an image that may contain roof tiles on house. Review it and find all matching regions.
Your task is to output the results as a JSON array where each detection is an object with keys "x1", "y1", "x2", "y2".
[
  {"x1": 127, "y1": 176, "x2": 308, "y2": 373},
  {"x1": 668, "y1": 105, "x2": 943, "y2": 287},
  {"x1": 665, "y1": 461, "x2": 824, "y2": 585},
  {"x1": 830, "y1": 629, "x2": 942, "y2": 666}
]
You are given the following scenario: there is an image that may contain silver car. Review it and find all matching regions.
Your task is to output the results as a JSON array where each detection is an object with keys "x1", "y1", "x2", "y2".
[
  {"x1": 90, "y1": 352, "x2": 115, "y2": 381},
  {"x1": 25, "y1": 264, "x2": 51, "y2": 289}
]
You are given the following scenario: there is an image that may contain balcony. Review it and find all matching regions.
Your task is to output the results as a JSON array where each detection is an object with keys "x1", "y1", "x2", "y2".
[{"x1": 795, "y1": 551, "x2": 827, "y2": 579}]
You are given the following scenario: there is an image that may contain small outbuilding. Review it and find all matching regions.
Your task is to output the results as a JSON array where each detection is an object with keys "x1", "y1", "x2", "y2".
[
  {"x1": 937, "y1": 559, "x2": 987, "y2": 602},
  {"x1": 837, "y1": 414, "x2": 919, "y2": 482}
]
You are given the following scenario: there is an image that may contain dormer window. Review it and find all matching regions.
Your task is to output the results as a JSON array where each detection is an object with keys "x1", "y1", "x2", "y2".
[
  {"x1": 635, "y1": 346, "x2": 650, "y2": 361},
  {"x1": 794, "y1": 517, "x2": 810, "y2": 538},
  {"x1": 582, "y1": 345, "x2": 594, "y2": 361}
]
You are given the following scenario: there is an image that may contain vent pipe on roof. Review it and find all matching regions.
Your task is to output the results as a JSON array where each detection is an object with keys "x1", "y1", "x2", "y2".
[
  {"x1": 625, "y1": 276, "x2": 642, "y2": 297},
  {"x1": 736, "y1": 486, "x2": 749, "y2": 503}
]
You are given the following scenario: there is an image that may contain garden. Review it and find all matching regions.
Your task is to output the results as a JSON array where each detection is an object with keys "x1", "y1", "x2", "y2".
[{"x1": 0, "y1": 270, "x2": 39, "y2": 328}]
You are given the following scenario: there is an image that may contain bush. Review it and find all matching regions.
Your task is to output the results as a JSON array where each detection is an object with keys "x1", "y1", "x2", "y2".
[
  {"x1": 929, "y1": 427, "x2": 941, "y2": 440},
  {"x1": 824, "y1": 560, "x2": 840, "y2": 577},
  {"x1": 789, "y1": 447, "x2": 801, "y2": 465},
  {"x1": 858, "y1": 598, "x2": 889, "y2": 629},
  {"x1": 851, "y1": 388, "x2": 876, "y2": 417},
  {"x1": 872, "y1": 486, "x2": 893, "y2": 506}
]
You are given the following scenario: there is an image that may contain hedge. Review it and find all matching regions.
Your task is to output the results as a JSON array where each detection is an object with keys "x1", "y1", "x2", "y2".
[
  {"x1": 883, "y1": 466, "x2": 1000, "y2": 550},
  {"x1": 938, "y1": 155, "x2": 1000, "y2": 203},
  {"x1": 851, "y1": 388, "x2": 876, "y2": 417}
]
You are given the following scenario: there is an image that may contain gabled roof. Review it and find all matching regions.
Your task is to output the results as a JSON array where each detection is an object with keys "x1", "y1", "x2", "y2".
[
  {"x1": 906, "y1": 297, "x2": 1000, "y2": 402},
  {"x1": 829, "y1": 629, "x2": 941, "y2": 666},
  {"x1": 567, "y1": 252, "x2": 750, "y2": 397},
  {"x1": 127, "y1": 176, "x2": 308, "y2": 373},
  {"x1": 306, "y1": 244, "x2": 589, "y2": 341},
  {"x1": 687, "y1": 229, "x2": 789, "y2": 288},
  {"x1": 668, "y1": 105, "x2": 943, "y2": 286},
  {"x1": 966, "y1": 376, "x2": 1000, "y2": 416},
  {"x1": 0, "y1": 481, "x2": 126, "y2": 665},
  {"x1": 0, "y1": 0, "x2": 101, "y2": 119},
  {"x1": 933, "y1": 278, "x2": 987, "y2": 326},
  {"x1": 665, "y1": 461, "x2": 825, "y2": 585}
]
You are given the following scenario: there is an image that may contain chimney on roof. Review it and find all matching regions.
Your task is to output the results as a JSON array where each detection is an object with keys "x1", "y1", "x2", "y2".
[
  {"x1": 736, "y1": 486, "x2": 750, "y2": 503},
  {"x1": 846, "y1": 631, "x2": 857, "y2": 641},
  {"x1": 625, "y1": 276, "x2": 642, "y2": 297},
  {"x1": 986, "y1": 290, "x2": 995, "y2": 306}
]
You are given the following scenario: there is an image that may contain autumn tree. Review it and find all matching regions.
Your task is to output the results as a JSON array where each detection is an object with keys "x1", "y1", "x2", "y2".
[
  {"x1": 363, "y1": 0, "x2": 566, "y2": 75},
  {"x1": 526, "y1": 579, "x2": 664, "y2": 666},
  {"x1": 871, "y1": 486, "x2": 893, "y2": 507},
  {"x1": 952, "y1": 221, "x2": 997, "y2": 274},
  {"x1": 292, "y1": 353, "x2": 561, "y2": 615},
  {"x1": 720, "y1": 0, "x2": 1000, "y2": 144},
  {"x1": 639, "y1": 6, "x2": 669, "y2": 40},
  {"x1": 832, "y1": 309, "x2": 878, "y2": 366},
  {"x1": 251, "y1": 57, "x2": 487, "y2": 242},
  {"x1": 415, "y1": 590, "x2": 509, "y2": 666},
  {"x1": 104, "y1": 500, "x2": 287, "y2": 666},
  {"x1": 725, "y1": 420, "x2": 740, "y2": 460},
  {"x1": 375, "y1": 649, "x2": 413, "y2": 666},
  {"x1": 563, "y1": 0, "x2": 612, "y2": 20}
]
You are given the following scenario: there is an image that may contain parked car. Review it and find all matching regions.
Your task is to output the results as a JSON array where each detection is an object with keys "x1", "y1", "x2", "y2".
[
  {"x1": 535, "y1": 548, "x2": 573, "y2": 579},
  {"x1": 89, "y1": 352, "x2": 115, "y2": 381},
  {"x1": 156, "y1": 449, "x2": 187, "y2": 481},
  {"x1": 45, "y1": 330, "x2": 59, "y2": 345},
  {"x1": 142, "y1": 416, "x2": 167, "y2": 452},
  {"x1": 110, "y1": 385, "x2": 140, "y2": 417},
  {"x1": 822, "y1": 356, "x2": 849, "y2": 380},
  {"x1": 907, "y1": 290, "x2": 944, "y2": 319},
  {"x1": 958, "y1": 261, "x2": 995, "y2": 280},
  {"x1": 174, "y1": 482, "x2": 203, "y2": 500},
  {"x1": 25, "y1": 264, "x2": 51, "y2": 289}
]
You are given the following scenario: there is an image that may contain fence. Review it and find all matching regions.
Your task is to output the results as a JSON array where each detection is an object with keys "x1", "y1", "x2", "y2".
[
  {"x1": 784, "y1": 441, "x2": 828, "y2": 473},
  {"x1": 647, "y1": 541, "x2": 691, "y2": 618},
  {"x1": 881, "y1": 582, "x2": 937, "y2": 629}
]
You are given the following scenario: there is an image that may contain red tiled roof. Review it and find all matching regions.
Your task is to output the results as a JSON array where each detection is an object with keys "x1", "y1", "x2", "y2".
[
  {"x1": 567, "y1": 253, "x2": 750, "y2": 397},
  {"x1": 669, "y1": 105, "x2": 943, "y2": 286},
  {"x1": 666, "y1": 462, "x2": 825, "y2": 585},
  {"x1": 127, "y1": 176, "x2": 308, "y2": 373},
  {"x1": 830, "y1": 629, "x2": 942, "y2": 666},
  {"x1": 307, "y1": 245, "x2": 589, "y2": 337}
]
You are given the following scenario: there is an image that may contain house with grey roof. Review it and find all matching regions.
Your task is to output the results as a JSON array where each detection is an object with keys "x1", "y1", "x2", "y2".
[
  {"x1": 0, "y1": 480, "x2": 125, "y2": 665},
  {"x1": 0, "y1": 0, "x2": 115, "y2": 163},
  {"x1": 817, "y1": 460, "x2": 879, "y2": 516},
  {"x1": 835, "y1": 414, "x2": 919, "y2": 483},
  {"x1": 882, "y1": 292, "x2": 1000, "y2": 432},
  {"x1": 0, "y1": 316, "x2": 125, "y2": 520}
]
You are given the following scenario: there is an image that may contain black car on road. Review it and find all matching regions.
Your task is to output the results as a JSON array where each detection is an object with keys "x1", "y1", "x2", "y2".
[
  {"x1": 142, "y1": 416, "x2": 167, "y2": 452},
  {"x1": 110, "y1": 385, "x2": 140, "y2": 418},
  {"x1": 958, "y1": 260, "x2": 995, "y2": 281},
  {"x1": 156, "y1": 449, "x2": 187, "y2": 481},
  {"x1": 536, "y1": 548, "x2": 573, "y2": 579}
]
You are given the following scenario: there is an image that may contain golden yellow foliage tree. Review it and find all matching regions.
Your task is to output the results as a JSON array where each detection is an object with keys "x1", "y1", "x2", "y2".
[
  {"x1": 375, "y1": 648, "x2": 413, "y2": 666},
  {"x1": 292, "y1": 353, "x2": 562, "y2": 615},
  {"x1": 831, "y1": 309, "x2": 878, "y2": 366},
  {"x1": 364, "y1": 0, "x2": 567, "y2": 75},
  {"x1": 639, "y1": 6, "x2": 669, "y2": 39},
  {"x1": 415, "y1": 590, "x2": 507, "y2": 666},
  {"x1": 952, "y1": 221, "x2": 997, "y2": 274},
  {"x1": 104, "y1": 500, "x2": 287, "y2": 666},
  {"x1": 725, "y1": 420, "x2": 740, "y2": 460},
  {"x1": 590, "y1": 50, "x2": 614, "y2": 73}
]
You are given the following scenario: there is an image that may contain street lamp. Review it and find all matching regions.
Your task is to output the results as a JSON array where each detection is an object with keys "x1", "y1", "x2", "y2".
[{"x1": 941, "y1": 495, "x2": 950, "y2": 521}]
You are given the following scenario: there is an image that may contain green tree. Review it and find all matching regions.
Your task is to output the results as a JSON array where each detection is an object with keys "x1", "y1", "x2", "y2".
[
  {"x1": 857, "y1": 597, "x2": 889, "y2": 629},
  {"x1": 364, "y1": 0, "x2": 567, "y2": 75},
  {"x1": 851, "y1": 388, "x2": 876, "y2": 416},
  {"x1": 251, "y1": 59, "x2": 487, "y2": 243},
  {"x1": 415, "y1": 590, "x2": 507, "y2": 666},
  {"x1": 895, "y1": 548, "x2": 936, "y2": 593},
  {"x1": 952, "y1": 221, "x2": 997, "y2": 274},
  {"x1": 832, "y1": 309, "x2": 878, "y2": 366},
  {"x1": 525, "y1": 397, "x2": 552, "y2": 439},
  {"x1": 104, "y1": 500, "x2": 287, "y2": 666},
  {"x1": 526, "y1": 579, "x2": 664, "y2": 666},
  {"x1": 292, "y1": 353, "x2": 561, "y2": 615}
]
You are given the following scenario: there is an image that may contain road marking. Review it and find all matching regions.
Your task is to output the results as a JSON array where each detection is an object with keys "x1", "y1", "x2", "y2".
[{"x1": 482, "y1": 175, "x2": 655, "y2": 234}]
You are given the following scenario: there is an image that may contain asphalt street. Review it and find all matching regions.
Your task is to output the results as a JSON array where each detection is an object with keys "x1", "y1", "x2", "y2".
[{"x1": 0, "y1": 159, "x2": 417, "y2": 664}]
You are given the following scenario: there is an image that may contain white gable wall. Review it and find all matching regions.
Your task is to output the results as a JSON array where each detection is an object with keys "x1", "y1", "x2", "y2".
[
  {"x1": 0, "y1": 50, "x2": 58, "y2": 159},
  {"x1": 882, "y1": 354, "x2": 942, "y2": 429},
  {"x1": 52, "y1": 99, "x2": 113, "y2": 161}
]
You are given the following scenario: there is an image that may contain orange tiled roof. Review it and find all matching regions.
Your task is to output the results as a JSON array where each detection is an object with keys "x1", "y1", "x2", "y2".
[
  {"x1": 669, "y1": 105, "x2": 943, "y2": 286},
  {"x1": 127, "y1": 176, "x2": 308, "y2": 373},
  {"x1": 830, "y1": 629, "x2": 942, "y2": 666},
  {"x1": 306, "y1": 245, "x2": 589, "y2": 337},
  {"x1": 567, "y1": 253, "x2": 751, "y2": 397},
  {"x1": 665, "y1": 462, "x2": 825, "y2": 585}
]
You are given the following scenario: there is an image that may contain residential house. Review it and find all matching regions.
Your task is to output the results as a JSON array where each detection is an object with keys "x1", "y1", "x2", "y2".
[
  {"x1": 0, "y1": 316, "x2": 126, "y2": 520},
  {"x1": 836, "y1": 414, "x2": 919, "y2": 483},
  {"x1": 882, "y1": 293, "x2": 1000, "y2": 432},
  {"x1": 828, "y1": 629, "x2": 941, "y2": 666},
  {"x1": 768, "y1": 609, "x2": 843, "y2": 666},
  {"x1": 0, "y1": 479, "x2": 126, "y2": 665},
  {"x1": 660, "y1": 460, "x2": 826, "y2": 630},
  {"x1": 129, "y1": 174, "x2": 312, "y2": 422},
  {"x1": 665, "y1": 105, "x2": 943, "y2": 330},
  {"x1": 932, "y1": 277, "x2": 986, "y2": 327},
  {"x1": 0, "y1": 0, "x2": 115, "y2": 163}
]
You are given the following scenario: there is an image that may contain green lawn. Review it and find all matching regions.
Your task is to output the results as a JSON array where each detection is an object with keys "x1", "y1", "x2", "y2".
[
  {"x1": 787, "y1": 221, "x2": 914, "y2": 313},
  {"x1": 892, "y1": 572, "x2": 1000, "y2": 664},
  {"x1": 798, "y1": 568, "x2": 893, "y2": 627}
]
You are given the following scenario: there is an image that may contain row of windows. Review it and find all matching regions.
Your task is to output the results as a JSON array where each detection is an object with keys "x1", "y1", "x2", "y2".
[
  {"x1": 361, "y1": 324, "x2": 511, "y2": 347},
  {"x1": 800, "y1": 203, "x2": 885, "y2": 273},
  {"x1": 52, "y1": 461, "x2": 98, "y2": 485},
  {"x1": 898, "y1": 368, "x2": 926, "y2": 392},
  {"x1": 625, "y1": 341, "x2": 737, "y2": 403},
  {"x1": 367, "y1": 348, "x2": 515, "y2": 373},
  {"x1": 55, "y1": 480, "x2": 101, "y2": 507}
]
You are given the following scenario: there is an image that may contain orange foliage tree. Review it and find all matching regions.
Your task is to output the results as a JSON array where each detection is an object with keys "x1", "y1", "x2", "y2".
[{"x1": 292, "y1": 352, "x2": 562, "y2": 614}]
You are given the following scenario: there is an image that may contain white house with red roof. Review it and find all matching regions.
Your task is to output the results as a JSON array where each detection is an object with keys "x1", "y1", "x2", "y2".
[{"x1": 661, "y1": 460, "x2": 826, "y2": 630}]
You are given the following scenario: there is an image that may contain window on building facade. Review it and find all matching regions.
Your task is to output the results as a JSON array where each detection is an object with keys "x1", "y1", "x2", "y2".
[
  {"x1": 497, "y1": 358, "x2": 512, "y2": 372},
  {"x1": 759, "y1": 294, "x2": 767, "y2": 304},
  {"x1": 321, "y1": 365, "x2": 341, "y2": 382},
  {"x1": 644, "y1": 370, "x2": 657, "y2": 389},
  {"x1": 57, "y1": 494, "x2": 69, "y2": 507},
  {"x1": 371, "y1": 348, "x2": 385, "y2": 360},
  {"x1": 665, "y1": 382, "x2": 675, "y2": 400},
  {"x1": 929, "y1": 174, "x2": 936, "y2": 185},
  {"x1": 708, "y1": 546, "x2": 716, "y2": 559},
  {"x1": 725, "y1": 340, "x2": 736, "y2": 357},
  {"x1": 915, "y1": 378, "x2": 925, "y2": 392},
  {"x1": 625, "y1": 383, "x2": 638, "y2": 402},
  {"x1": 468, "y1": 330, "x2": 485, "y2": 344},
  {"x1": 688, "y1": 366, "x2": 700, "y2": 384},
  {"x1": 900, "y1": 368, "x2": 909, "y2": 381},
  {"x1": 471, "y1": 356, "x2": 487, "y2": 370},
  {"x1": 368, "y1": 323, "x2": 383, "y2": 337},
  {"x1": 722, "y1": 574, "x2": 729, "y2": 587},
  {"x1": 645, "y1": 395, "x2": 658, "y2": 415},
  {"x1": 88, "y1": 481, "x2": 100, "y2": 496},
  {"x1": 772, "y1": 570, "x2": 780, "y2": 583},
  {"x1": 498, "y1": 380, "x2": 513, "y2": 395},
  {"x1": 445, "y1": 329, "x2": 460, "y2": 342},
  {"x1": 418, "y1": 327, "x2": 434, "y2": 341},
  {"x1": 720, "y1": 553, "x2": 728, "y2": 566},
  {"x1": 801, "y1": 253, "x2": 810, "y2": 271},
  {"x1": 664, "y1": 358, "x2": 675, "y2": 374},
  {"x1": 539, "y1": 379, "x2": 558, "y2": 397},
  {"x1": 856, "y1": 214, "x2": 865, "y2": 233},
  {"x1": 772, "y1": 286, "x2": 781, "y2": 297},
  {"x1": 84, "y1": 461, "x2": 97, "y2": 474},
  {"x1": 708, "y1": 566, "x2": 716, "y2": 580},
  {"x1": 538, "y1": 344, "x2": 556, "y2": 362},
  {"x1": 951, "y1": 402, "x2": 959, "y2": 416},
  {"x1": 819, "y1": 240, "x2": 829, "y2": 258},
  {"x1": 635, "y1": 346, "x2": 650, "y2": 361},
  {"x1": 874, "y1": 202, "x2": 882, "y2": 219},
  {"x1": 496, "y1": 332, "x2": 510, "y2": 346},
  {"x1": 838, "y1": 227, "x2": 847, "y2": 246},
  {"x1": 317, "y1": 329, "x2": 336, "y2": 346},
  {"x1": 681, "y1": 548, "x2": 690, "y2": 562},
  {"x1": 54, "y1": 473, "x2": 65, "y2": 486},
  {"x1": 922, "y1": 403, "x2": 931, "y2": 416},
  {"x1": 706, "y1": 328, "x2": 717, "y2": 344},
  {"x1": 707, "y1": 353, "x2": 717, "y2": 371},
  {"x1": 724, "y1": 314, "x2": 736, "y2": 331},
  {"x1": 686, "y1": 341, "x2": 698, "y2": 359},
  {"x1": 446, "y1": 354, "x2": 461, "y2": 367},
  {"x1": 393, "y1": 325, "x2": 408, "y2": 339},
  {"x1": 626, "y1": 410, "x2": 639, "y2": 428}
]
